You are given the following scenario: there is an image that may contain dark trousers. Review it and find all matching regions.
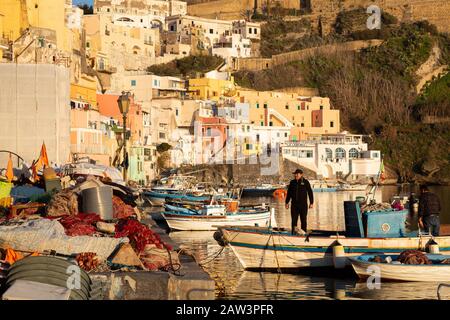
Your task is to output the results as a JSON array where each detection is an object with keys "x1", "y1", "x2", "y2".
[
  {"x1": 291, "y1": 205, "x2": 308, "y2": 233},
  {"x1": 423, "y1": 215, "x2": 440, "y2": 236}
]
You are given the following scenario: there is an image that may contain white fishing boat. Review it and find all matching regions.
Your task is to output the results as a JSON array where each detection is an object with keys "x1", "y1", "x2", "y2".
[
  {"x1": 350, "y1": 254, "x2": 450, "y2": 282},
  {"x1": 214, "y1": 226, "x2": 450, "y2": 270},
  {"x1": 336, "y1": 183, "x2": 368, "y2": 192},
  {"x1": 162, "y1": 205, "x2": 276, "y2": 231},
  {"x1": 213, "y1": 200, "x2": 450, "y2": 270}
]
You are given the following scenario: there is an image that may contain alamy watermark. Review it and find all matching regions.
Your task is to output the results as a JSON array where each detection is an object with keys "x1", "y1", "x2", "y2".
[
  {"x1": 367, "y1": 5, "x2": 382, "y2": 30},
  {"x1": 366, "y1": 265, "x2": 381, "y2": 290},
  {"x1": 66, "y1": 265, "x2": 81, "y2": 290}
]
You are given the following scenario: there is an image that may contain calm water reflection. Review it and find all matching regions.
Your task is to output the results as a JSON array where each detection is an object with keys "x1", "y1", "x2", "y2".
[{"x1": 167, "y1": 186, "x2": 450, "y2": 300}]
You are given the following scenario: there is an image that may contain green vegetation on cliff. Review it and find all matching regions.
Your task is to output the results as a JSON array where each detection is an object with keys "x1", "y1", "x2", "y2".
[
  {"x1": 147, "y1": 55, "x2": 224, "y2": 77},
  {"x1": 235, "y1": 20, "x2": 450, "y2": 183}
]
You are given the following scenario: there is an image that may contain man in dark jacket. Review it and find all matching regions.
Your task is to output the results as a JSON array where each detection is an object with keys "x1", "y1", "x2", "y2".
[
  {"x1": 285, "y1": 169, "x2": 314, "y2": 234},
  {"x1": 418, "y1": 185, "x2": 441, "y2": 236}
]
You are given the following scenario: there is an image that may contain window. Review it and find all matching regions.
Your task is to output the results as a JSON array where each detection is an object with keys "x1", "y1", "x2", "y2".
[
  {"x1": 86, "y1": 42, "x2": 90, "y2": 48},
  {"x1": 285, "y1": 105, "x2": 289, "y2": 109},
  {"x1": 263, "y1": 103, "x2": 267, "y2": 109},
  {"x1": 335, "y1": 148, "x2": 346, "y2": 159},
  {"x1": 325, "y1": 148, "x2": 332, "y2": 159},
  {"x1": 349, "y1": 148, "x2": 359, "y2": 159},
  {"x1": 256, "y1": 103, "x2": 259, "y2": 109},
  {"x1": 254, "y1": 28, "x2": 257, "y2": 34},
  {"x1": 249, "y1": 28, "x2": 252, "y2": 34},
  {"x1": 260, "y1": 121, "x2": 264, "y2": 126},
  {"x1": 269, "y1": 121, "x2": 273, "y2": 126},
  {"x1": 320, "y1": 105, "x2": 323, "y2": 110},
  {"x1": 297, "y1": 105, "x2": 300, "y2": 110},
  {"x1": 131, "y1": 80, "x2": 136, "y2": 86},
  {"x1": 209, "y1": 29, "x2": 213, "y2": 34},
  {"x1": 330, "y1": 121, "x2": 334, "y2": 127},
  {"x1": 284, "y1": 132, "x2": 288, "y2": 138},
  {"x1": 301, "y1": 123, "x2": 304, "y2": 127}
]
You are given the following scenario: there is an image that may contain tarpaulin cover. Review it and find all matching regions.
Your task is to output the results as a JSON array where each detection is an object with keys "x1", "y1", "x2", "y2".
[
  {"x1": 0, "y1": 181, "x2": 12, "y2": 199},
  {"x1": 10, "y1": 185, "x2": 46, "y2": 204},
  {"x1": 0, "y1": 219, "x2": 127, "y2": 260}
]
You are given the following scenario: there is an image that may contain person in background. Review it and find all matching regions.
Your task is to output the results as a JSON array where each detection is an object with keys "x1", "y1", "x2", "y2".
[
  {"x1": 418, "y1": 185, "x2": 441, "y2": 236},
  {"x1": 285, "y1": 169, "x2": 314, "y2": 235}
]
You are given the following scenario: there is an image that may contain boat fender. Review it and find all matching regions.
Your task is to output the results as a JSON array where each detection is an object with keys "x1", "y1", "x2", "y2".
[
  {"x1": 213, "y1": 231, "x2": 227, "y2": 247},
  {"x1": 332, "y1": 241, "x2": 346, "y2": 269},
  {"x1": 427, "y1": 239, "x2": 440, "y2": 254}
]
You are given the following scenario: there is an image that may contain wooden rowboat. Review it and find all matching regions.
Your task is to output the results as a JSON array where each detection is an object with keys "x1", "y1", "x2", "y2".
[
  {"x1": 214, "y1": 226, "x2": 450, "y2": 270},
  {"x1": 349, "y1": 254, "x2": 450, "y2": 282}
]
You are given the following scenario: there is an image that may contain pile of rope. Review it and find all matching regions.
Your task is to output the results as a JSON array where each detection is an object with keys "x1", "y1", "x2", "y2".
[
  {"x1": 397, "y1": 250, "x2": 432, "y2": 265},
  {"x1": 76, "y1": 252, "x2": 100, "y2": 271}
]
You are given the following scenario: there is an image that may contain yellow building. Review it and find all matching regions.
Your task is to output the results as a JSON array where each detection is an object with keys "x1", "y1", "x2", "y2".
[
  {"x1": 235, "y1": 89, "x2": 340, "y2": 140},
  {"x1": 188, "y1": 75, "x2": 236, "y2": 101},
  {"x1": 0, "y1": 0, "x2": 72, "y2": 56}
]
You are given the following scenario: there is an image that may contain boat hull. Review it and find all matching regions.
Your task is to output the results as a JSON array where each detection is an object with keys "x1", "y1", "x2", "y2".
[
  {"x1": 162, "y1": 211, "x2": 274, "y2": 231},
  {"x1": 143, "y1": 191, "x2": 210, "y2": 206},
  {"x1": 218, "y1": 227, "x2": 450, "y2": 270},
  {"x1": 241, "y1": 188, "x2": 278, "y2": 197},
  {"x1": 350, "y1": 255, "x2": 450, "y2": 282}
]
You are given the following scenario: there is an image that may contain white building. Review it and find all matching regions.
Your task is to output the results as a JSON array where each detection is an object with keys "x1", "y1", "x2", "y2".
[
  {"x1": 165, "y1": 15, "x2": 260, "y2": 60},
  {"x1": 0, "y1": 64, "x2": 71, "y2": 166},
  {"x1": 95, "y1": 0, "x2": 187, "y2": 28},
  {"x1": 282, "y1": 133, "x2": 382, "y2": 180}
]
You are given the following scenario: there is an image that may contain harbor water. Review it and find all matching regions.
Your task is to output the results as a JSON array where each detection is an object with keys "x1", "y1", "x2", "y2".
[{"x1": 160, "y1": 186, "x2": 450, "y2": 300}]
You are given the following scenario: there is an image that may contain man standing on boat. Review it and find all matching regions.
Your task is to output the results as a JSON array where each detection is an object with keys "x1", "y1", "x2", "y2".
[
  {"x1": 285, "y1": 169, "x2": 314, "y2": 235},
  {"x1": 418, "y1": 185, "x2": 441, "y2": 236}
]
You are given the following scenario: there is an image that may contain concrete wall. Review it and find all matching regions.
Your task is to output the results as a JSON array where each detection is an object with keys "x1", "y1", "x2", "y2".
[
  {"x1": 236, "y1": 39, "x2": 383, "y2": 71},
  {"x1": 0, "y1": 63, "x2": 71, "y2": 166}
]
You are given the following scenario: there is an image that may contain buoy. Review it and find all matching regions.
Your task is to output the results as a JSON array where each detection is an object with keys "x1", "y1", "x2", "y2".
[
  {"x1": 428, "y1": 239, "x2": 440, "y2": 254},
  {"x1": 273, "y1": 189, "x2": 287, "y2": 199},
  {"x1": 332, "y1": 241, "x2": 346, "y2": 269}
]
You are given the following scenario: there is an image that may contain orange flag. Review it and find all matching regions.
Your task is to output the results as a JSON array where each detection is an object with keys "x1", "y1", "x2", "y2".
[
  {"x1": 6, "y1": 154, "x2": 14, "y2": 182},
  {"x1": 39, "y1": 142, "x2": 49, "y2": 168},
  {"x1": 35, "y1": 142, "x2": 49, "y2": 172}
]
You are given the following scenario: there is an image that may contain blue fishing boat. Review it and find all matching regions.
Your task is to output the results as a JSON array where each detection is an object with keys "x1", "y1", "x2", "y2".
[{"x1": 142, "y1": 189, "x2": 211, "y2": 206}]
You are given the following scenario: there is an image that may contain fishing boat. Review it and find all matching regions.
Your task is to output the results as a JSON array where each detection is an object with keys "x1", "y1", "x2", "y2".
[
  {"x1": 336, "y1": 183, "x2": 368, "y2": 192},
  {"x1": 213, "y1": 200, "x2": 450, "y2": 271},
  {"x1": 349, "y1": 254, "x2": 450, "y2": 282},
  {"x1": 142, "y1": 189, "x2": 212, "y2": 206},
  {"x1": 310, "y1": 180, "x2": 337, "y2": 192},
  {"x1": 162, "y1": 201, "x2": 275, "y2": 231},
  {"x1": 241, "y1": 184, "x2": 282, "y2": 197}
]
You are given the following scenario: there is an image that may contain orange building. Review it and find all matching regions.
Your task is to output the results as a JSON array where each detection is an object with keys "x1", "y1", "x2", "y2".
[
  {"x1": 197, "y1": 116, "x2": 228, "y2": 163},
  {"x1": 97, "y1": 94, "x2": 144, "y2": 146}
]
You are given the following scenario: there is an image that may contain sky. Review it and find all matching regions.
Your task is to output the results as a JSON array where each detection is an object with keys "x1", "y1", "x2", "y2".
[{"x1": 73, "y1": 0, "x2": 93, "y2": 6}]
